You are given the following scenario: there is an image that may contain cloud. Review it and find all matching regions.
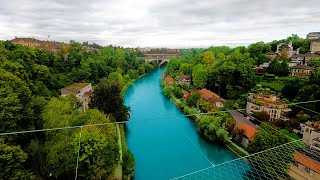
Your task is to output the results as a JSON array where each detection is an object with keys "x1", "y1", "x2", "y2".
[{"x1": 0, "y1": 0, "x2": 319, "y2": 48}]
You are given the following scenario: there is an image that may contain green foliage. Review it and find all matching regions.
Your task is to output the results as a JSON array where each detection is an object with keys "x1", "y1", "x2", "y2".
[
  {"x1": 172, "y1": 86, "x2": 183, "y2": 99},
  {"x1": 75, "y1": 130, "x2": 119, "y2": 179},
  {"x1": 162, "y1": 85, "x2": 174, "y2": 97},
  {"x1": 186, "y1": 92, "x2": 201, "y2": 107},
  {"x1": 247, "y1": 124, "x2": 291, "y2": 153},
  {"x1": 179, "y1": 63, "x2": 193, "y2": 75},
  {"x1": 90, "y1": 80, "x2": 129, "y2": 121},
  {"x1": 192, "y1": 64, "x2": 208, "y2": 88},
  {"x1": 108, "y1": 72, "x2": 124, "y2": 87},
  {"x1": 247, "y1": 42, "x2": 271, "y2": 64},
  {"x1": 0, "y1": 139, "x2": 35, "y2": 180},
  {"x1": 0, "y1": 68, "x2": 33, "y2": 133},
  {"x1": 252, "y1": 111, "x2": 270, "y2": 121},
  {"x1": 122, "y1": 150, "x2": 135, "y2": 177},
  {"x1": 42, "y1": 97, "x2": 119, "y2": 178},
  {"x1": 197, "y1": 115, "x2": 229, "y2": 143},
  {"x1": 308, "y1": 57, "x2": 320, "y2": 68},
  {"x1": 127, "y1": 69, "x2": 139, "y2": 79},
  {"x1": 267, "y1": 58, "x2": 290, "y2": 77}
]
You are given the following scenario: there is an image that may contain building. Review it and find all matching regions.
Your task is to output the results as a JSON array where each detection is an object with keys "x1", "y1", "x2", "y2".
[
  {"x1": 276, "y1": 41, "x2": 298, "y2": 58},
  {"x1": 246, "y1": 93, "x2": 291, "y2": 121},
  {"x1": 266, "y1": 51, "x2": 278, "y2": 60},
  {"x1": 289, "y1": 149, "x2": 320, "y2": 180},
  {"x1": 307, "y1": 32, "x2": 320, "y2": 40},
  {"x1": 301, "y1": 121, "x2": 320, "y2": 152},
  {"x1": 178, "y1": 75, "x2": 191, "y2": 86},
  {"x1": 10, "y1": 37, "x2": 61, "y2": 52},
  {"x1": 290, "y1": 53, "x2": 319, "y2": 67},
  {"x1": 290, "y1": 65, "x2": 315, "y2": 79},
  {"x1": 198, "y1": 88, "x2": 225, "y2": 107},
  {"x1": 165, "y1": 77, "x2": 174, "y2": 85},
  {"x1": 61, "y1": 83, "x2": 93, "y2": 112},
  {"x1": 310, "y1": 38, "x2": 320, "y2": 53},
  {"x1": 235, "y1": 123, "x2": 258, "y2": 145}
]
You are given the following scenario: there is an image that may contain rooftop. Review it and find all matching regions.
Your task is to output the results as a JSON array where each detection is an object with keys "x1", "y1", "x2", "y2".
[
  {"x1": 61, "y1": 83, "x2": 91, "y2": 95},
  {"x1": 294, "y1": 149, "x2": 320, "y2": 174},
  {"x1": 237, "y1": 123, "x2": 258, "y2": 141},
  {"x1": 178, "y1": 75, "x2": 191, "y2": 81},
  {"x1": 165, "y1": 77, "x2": 174, "y2": 85},
  {"x1": 291, "y1": 64, "x2": 315, "y2": 70},
  {"x1": 198, "y1": 88, "x2": 222, "y2": 101}
]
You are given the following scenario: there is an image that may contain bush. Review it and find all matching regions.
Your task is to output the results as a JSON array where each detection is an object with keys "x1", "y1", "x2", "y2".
[{"x1": 122, "y1": 150, "x2": 135, "y2": 178}]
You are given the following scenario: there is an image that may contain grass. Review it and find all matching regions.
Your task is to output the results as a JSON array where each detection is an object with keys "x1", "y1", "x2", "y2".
[
  {"x1": 259, "y1": 81, "x2": 285, "y2": 92},
  {"x1": 280, "y1": 129, "x2": 301, "y2": 140},
  {"x1": 258, "y1": 76, "x2": 299, "y2": 92},
  {"x1": 120, "y1": 124, "x2": 128, "y2": 152},
  {"x1": 225, "y1": 139, "x2": 249, "y2": 157}
]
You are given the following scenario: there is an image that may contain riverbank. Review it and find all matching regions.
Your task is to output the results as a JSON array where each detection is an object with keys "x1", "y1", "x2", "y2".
[
  {"x1": 118, "y1": 69, "x2": 160, "y2": 179},
  {"x1": 161, "y1": 81, "x2": 249, "y2": 158}
]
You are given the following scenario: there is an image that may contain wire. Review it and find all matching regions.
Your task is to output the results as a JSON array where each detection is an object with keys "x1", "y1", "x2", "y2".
[
  {"x1": 170, "y1": 139, "x2": 303, "y2": 179},
  {"x1": 292, "y1": 104, "x2": 320, "y2": 115},
  {"x1": 0, "y1": 99, "x2": 319, "y2": 136},
  {"x1": 75, "y1": 126, "x2": 82, "y2": 180}
]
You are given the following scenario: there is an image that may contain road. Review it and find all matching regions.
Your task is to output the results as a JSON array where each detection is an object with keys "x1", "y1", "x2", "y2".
[{"x1": 230, "y1": 111, "x2": 257, "y2": 128}]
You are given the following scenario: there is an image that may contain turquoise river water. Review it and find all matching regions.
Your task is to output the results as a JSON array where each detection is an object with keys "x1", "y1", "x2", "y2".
[{"x1": 124, "y1": 67, "x2": 238, "y2": 180}]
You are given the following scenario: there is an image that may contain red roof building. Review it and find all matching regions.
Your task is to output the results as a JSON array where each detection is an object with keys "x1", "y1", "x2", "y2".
[
  {"x1": 165, "y1": 77, "x2": 174, "y2": 85},
  {"x1": 198, "y1": 88, "x2": 225, "y2": 107}
]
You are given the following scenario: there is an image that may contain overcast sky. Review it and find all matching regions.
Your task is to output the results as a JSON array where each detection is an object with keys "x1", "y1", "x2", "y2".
[{"x1": 0, "y1": 0, "x2": 319, "y2": 48}]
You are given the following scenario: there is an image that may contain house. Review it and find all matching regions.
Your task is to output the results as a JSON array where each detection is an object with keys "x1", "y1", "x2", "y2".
[
  {"x1": 310, "y1": 38, "x2": 320, "y2": 53},
  {"x1": 307, "y1": 32, "x2": 320, "y2": 40},
  {"x1": 10, "y1": 37, "x2": 61, "y2": 52},
  {"x1": 290, "y1": 53, "x2": 319, "y2": 67},
  {"x1": 253, "y1": 62, "x2": 270, "y2": 75},
  {"x1": 289, "y1": 149, "x2": 320, "y2": 180},
  {"x1": 246, "y1": 93, "x2": 291, "y2": 121},
  {"x1": 198, "y1": 88, "x2": 225, "y2": 107},
  {"x1": 301, "y1": 121, "x2": 320, "y2": 152},
  {"x1": 290, "y1": 65, "x2": 315, "y2": 79},
  {"x1": 182, "y1": 90, "x2": 190, "y2": 99},
  {"x1": 276, "y1": 41, "x2": 298, "y2": 58},
  {"x1": 178, "y1": 75, "x2": 191, "y2": 86},
  {"x1": 61, "y1": 83, "x2": 93, "y2": 112},
  {"x1": 266, "y1": 51, "x2": 278, "y2": 60},
  {"x1": 165, "y1": 77, "x2": 174, "y2": 85},
  {"x1": 236, "y1": 123, "x2": 258, "y2": 145}
]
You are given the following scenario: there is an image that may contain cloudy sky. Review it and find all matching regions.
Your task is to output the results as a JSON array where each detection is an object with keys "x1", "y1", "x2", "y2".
[{"x1": 0, "y1": 0, "x2": 319, "y2": 48}]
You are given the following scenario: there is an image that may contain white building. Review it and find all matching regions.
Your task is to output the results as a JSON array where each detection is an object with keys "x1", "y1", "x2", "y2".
[
  {"x1": 61, "y1": 83, "x2": 93, "y2": 112},
  {"x1": 246, "y1": 93, "x2": 291, "y2": 121}
]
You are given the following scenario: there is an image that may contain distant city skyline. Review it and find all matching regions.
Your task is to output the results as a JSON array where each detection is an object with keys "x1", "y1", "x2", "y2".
[{"x1": 0, "y1": 0, "x2": 319, "y2": 48}]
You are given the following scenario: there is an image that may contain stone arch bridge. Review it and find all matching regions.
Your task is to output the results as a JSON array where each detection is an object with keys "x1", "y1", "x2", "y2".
[{"x1": 143, "y1": 53, "x2": 179, "y2": 66}]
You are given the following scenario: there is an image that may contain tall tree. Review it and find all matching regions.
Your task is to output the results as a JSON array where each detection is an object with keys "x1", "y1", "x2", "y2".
[
  {"x1": 90, "y1": 80, "x2": 129, "y2": 121},
  {"x1": 192, "y1": 64, "x2": 208, "y2": 88}
]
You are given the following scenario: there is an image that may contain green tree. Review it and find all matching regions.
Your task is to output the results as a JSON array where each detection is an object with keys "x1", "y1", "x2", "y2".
[
  {"x1": 0, "y1": 68, "x2": 33, "y2": 132},
  {"x1": 180, "y1": 63, "x2": 193, "y2": 75},
  {"x1": 90, "y1": 80, "x2": 129, "y2": 121},
  {"x1": 186, "y1": 92, "x2": 201, "y2": 107},
  {"x1": 108, "y1": 72, "x2": 124, "y2": 88},
  {"x1": 127, "y1": 69, "x2": 139, "y2": 79},
  {"x1": 247, "y1": 124, "x2": 291, "y2": 153},
  {"x1": 192, "y1": 64, "x2": 208, "y2": 88},
  {"x1": 248, "y1": 42, "x2": 271, "y2": 62},
  {"x1": 252, "y1": 111, "x2": 270, "y2": 121},
  {"x1": 0, "y1": 139, "x2": 35, "y2": 179}
]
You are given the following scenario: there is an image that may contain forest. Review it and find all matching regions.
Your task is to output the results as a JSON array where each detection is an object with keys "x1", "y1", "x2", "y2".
[{"x1": 0, "y1": 40, "x2": 159, "y2": 179}]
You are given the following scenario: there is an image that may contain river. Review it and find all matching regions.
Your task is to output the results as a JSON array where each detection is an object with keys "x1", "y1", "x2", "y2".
[{"x1": 124, "y1": 67, "x2": 238, "y2": 180}]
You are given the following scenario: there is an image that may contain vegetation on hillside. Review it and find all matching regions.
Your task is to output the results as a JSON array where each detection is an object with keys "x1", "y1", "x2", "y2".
[{"x1": 0, "y1": 40, "x2": 158, "y2": 178}]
